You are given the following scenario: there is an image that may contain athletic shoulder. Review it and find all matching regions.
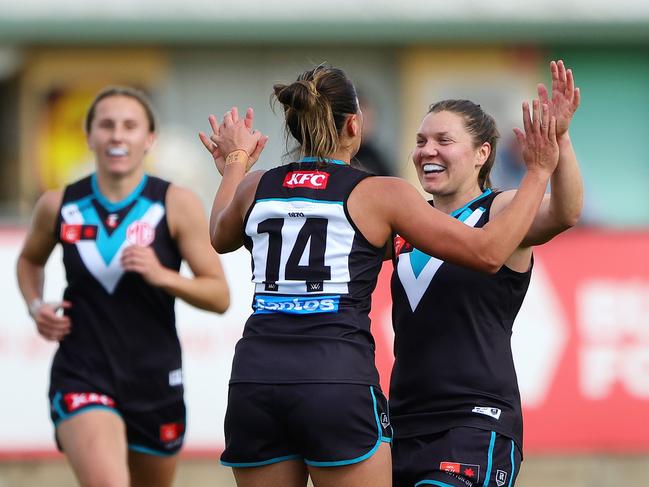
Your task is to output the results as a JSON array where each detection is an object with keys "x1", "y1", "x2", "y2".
[
  {"x1": 166, "y1": 183, "x2": 202, "y2": 209},
  {"x1": 490, "y1": 189, "x2": 517, "y2": 217},
  {"x1": 20, "y1": 190, "x2": 62, "y2": 262},
  {"x1": 34, "y1": 190, "x2": 64, "y2": 225},
  {"x1": 353, "y1": 176, "x2": 419, "y2": 205}
]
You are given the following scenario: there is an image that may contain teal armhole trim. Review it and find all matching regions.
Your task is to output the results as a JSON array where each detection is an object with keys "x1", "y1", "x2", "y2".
[
  {"x1": 450, "y1": 189, "x2": 492, "y2": 218},
  {"x1": 256, "y1": 197, "x2": 343, "y2": 205},
  {"x1": 299, "y1": 156, "x2": 345, "y2": 165}
]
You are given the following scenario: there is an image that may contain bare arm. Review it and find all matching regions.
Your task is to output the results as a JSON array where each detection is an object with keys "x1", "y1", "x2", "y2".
[
  {"x1": 16, "y1": 190, "x2": 72, "y2": 341},
  {"x1": 493, "y1": 60, "x2": 583, "y2": 248},
  {"x1": 352, "y1": 170, "x2": 550, "y2": 273},
  {"x1": 121, "y1": 185, "x2": 230, "y2": 313},
  {"x1": 494, "y1": 135, "x2": 582, "y2": 248},
  {"x1": 201, "y1": 107, "x2": 267, "y2": 253},
  {"x1": 350, "y1": 101, "x2": 559, "y2": 273},
  {"x1": 210, "y1": 169, "x2": 264, "y2": 253}
]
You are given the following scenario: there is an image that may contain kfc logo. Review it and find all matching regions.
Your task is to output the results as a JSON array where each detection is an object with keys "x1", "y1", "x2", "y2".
[
  {"x1": 126, "y1": 221, "x2": 155, "y2": 247},
  {"x1": 283, "y1": 171, "x2": 329, "y2": 189}
]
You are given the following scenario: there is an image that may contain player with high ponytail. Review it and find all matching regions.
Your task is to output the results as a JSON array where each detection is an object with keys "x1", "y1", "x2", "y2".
[{"x1": 201, "y1": 63, "x2": 559, "y2": 487}]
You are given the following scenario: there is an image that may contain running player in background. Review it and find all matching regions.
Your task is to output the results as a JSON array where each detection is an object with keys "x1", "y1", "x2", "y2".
[
  {"x1": 200, "y1": 63, "x2": 558, "y2": 487},
  {"x1": 16, "y1": 86, "x2": 230, "y2": 487},
  {"x1": 390, "y1": 61, "x2": 583, "y2": 487}
]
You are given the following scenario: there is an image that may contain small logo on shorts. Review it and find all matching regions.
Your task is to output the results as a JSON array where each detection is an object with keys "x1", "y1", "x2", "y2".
[
  {"x1": 440, "y1": 462, "x2": 480, "y2": 482},
  {"x1": 496, "y1": 469, "x2": 508, "y2": 486},
  {"x1": 380, "y1": 412, "x2": 390, "y2": 429},
  {"x1": 169, "y1": 368, "x2": 183, "y2": 387},
  {"x1": 472, "y1": 406, "x2": 502, "y2": 420},
  {"x1": 160, "y1": 422, "x2": 185, "y2": 443},
  {"x1": 64, "y1": 392, "x2": 115, "y2": 412}
]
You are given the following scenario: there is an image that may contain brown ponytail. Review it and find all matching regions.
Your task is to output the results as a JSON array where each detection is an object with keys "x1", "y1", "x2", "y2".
[{"x1": 273, "y1": 65, "x2": 358, "y2": 161}]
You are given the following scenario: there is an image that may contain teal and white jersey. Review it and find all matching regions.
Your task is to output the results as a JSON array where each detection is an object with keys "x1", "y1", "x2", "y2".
[
  {"x1": 50, "y1": 173, "x2": 183, "y2": 411},
  {"x1": 231, "y1": 160, "x2": 386, "y2": 386},
  {"x1": 390, "y1": 190, "x2": 531, "y2": 450}
]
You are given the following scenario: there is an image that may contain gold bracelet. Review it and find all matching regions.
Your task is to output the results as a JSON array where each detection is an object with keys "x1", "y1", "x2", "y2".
[{"x1": 225, "y1": 149, "x2": 250, "y2": 167}]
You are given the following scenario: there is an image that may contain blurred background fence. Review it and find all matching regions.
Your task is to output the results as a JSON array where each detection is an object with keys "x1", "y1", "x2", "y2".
[{"x1": 1, "y1": 1, "x2": 648, "y2": 485}]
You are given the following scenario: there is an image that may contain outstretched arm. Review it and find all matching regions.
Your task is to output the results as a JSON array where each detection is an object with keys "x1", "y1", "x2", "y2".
[
  {"x1": 493, "y1": 59, "x2": 583, "y2": 247},
  {"x1": 203, "y1": 107, "x2": 268, "y2": 253},
  {"x1": 351, "y1": 101, "x2": 559, "y2": 273}
]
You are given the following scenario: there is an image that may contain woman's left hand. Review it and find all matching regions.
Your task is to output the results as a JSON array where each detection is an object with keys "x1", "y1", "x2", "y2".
[
  {"x1": 121, "y1": 245, "x2": 169, "y2": 287},
  {"x1": 537, "y1": 60, "x2": 580, "y2": 138},
  {"x1": 199, "y1": 107, "x2": 267, "y2": 174}
]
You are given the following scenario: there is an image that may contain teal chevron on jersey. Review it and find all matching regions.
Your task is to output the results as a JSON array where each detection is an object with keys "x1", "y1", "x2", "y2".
[
  {"x1": 75, "y1": 196, "x2": 158, "y2": 265},
  {"x1": 397, "y1": 206, "x2": 486, "y2": 311},
  {"x1": 406, "y1": 192, "x2": 489, "y2": 281},
  {"x1": 410, "y1": 248, "x2": 434, "y2": 279}
]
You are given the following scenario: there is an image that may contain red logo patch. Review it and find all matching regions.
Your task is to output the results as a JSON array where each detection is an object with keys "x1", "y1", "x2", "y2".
[
  {"x1": 160, "y1": 422, "x2": 184, "y2": 442},
  {"x1": 63, "y1": 392, "x2": 115, "y2": 412},
  {"x1": 61, "y1": 224, "x2": 81, "y2": 243},
  {"x1": 440, "y1": 462, "x2": 461, "y2": 474},
  {"x1": 283, "y1": 171, "x2": 329, "y2": 189},
  {"x1": 393, "y1": 234, "x2": 413, "y2": 256},
  {"x1": 126, "y1": 221, "x2": 155, "y2": 247},
  {"x1": 440, "y1": 461, "x2": 480, "y2": 481},
  {"x1": 82, "y1": 226, "x2": 97, "y2": 239},
  {"x1": 61, "y1": 224, "x2": 98, "y2": 243}
]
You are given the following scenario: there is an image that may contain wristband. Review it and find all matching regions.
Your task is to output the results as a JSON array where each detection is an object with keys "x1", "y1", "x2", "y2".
[
  {"x1": 225, "y1": 149, "x2": 250, "y2": 167},
  {"x1": 28, "y1": 298, "x2": 43, "y2": 317}
]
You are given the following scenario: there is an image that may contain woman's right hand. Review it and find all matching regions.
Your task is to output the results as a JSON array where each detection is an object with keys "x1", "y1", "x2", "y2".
[
  {"x1": 513, "y1": 99, "x2": 559, "y2": 177},
  {"x1": 31, "y1": 300, "x2": 72, "y2": 341}
]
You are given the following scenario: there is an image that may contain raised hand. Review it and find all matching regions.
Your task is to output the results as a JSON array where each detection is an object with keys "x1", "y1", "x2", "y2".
[
  {"x1": 199, "y1": 107, "x2": 268, "y2": 174},
  {"x1": 199, "y1": 114, "x2": 226, "y2": 174},
  {"x1": 513, "y1": 99, "x2": 560, "y2": 176},
  {"x1": 537, "y1": 60, "x2": 580, "y2": 137}
]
